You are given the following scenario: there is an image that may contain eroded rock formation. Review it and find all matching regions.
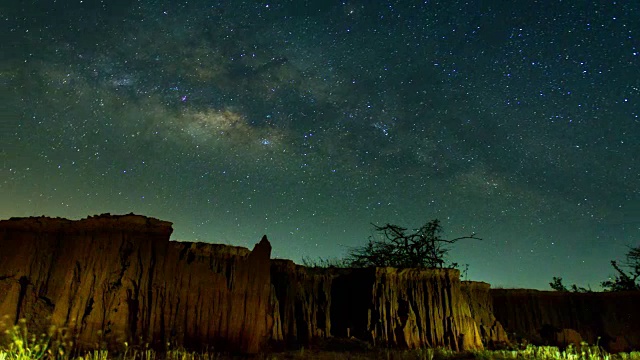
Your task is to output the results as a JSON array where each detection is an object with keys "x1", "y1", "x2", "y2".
[
  {"x1": 0, "y1": 214, "x2": 272, "y2": 354},
  {"x1": 461, "y1": 281, "x2": 509, "y2": 348},
  {"x1": 3, "y1": 214, "x2": 639, "y2": 354},
  {"x1": 366, "y1": 268, "x2": 483, "y2": 351},
  {"x1": 270, "y1": 263, "x2": 484, "y2": 351},
  {"x1": 270, "y1": 259, "x2": 335, "y2": 345},
  {"x1": 491, "y1": 289, "x2": 640, "y2": 352}
]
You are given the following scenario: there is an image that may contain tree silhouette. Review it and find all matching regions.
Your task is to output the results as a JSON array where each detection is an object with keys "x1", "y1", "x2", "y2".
[
  {"x1": 549, "y1": 276, "x2": 591, "y2": 292},
  {"x1": 549, "y1": 277, "x2": 569, "y2": 291},
  {"x1": 601, "y1": 245, "x2": 640, "y2": 291},
  {"x1": 346, "y1": 219, "x2": 480, "y2": 269}
]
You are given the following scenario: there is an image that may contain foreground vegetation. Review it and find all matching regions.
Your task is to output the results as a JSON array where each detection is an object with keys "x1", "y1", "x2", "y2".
[
  {"x1": 2, "y1": 345, "x2": 639, "y2": 360},
  {"x1": 1, "y1": 319, "x2": 639, "y2": 360}
]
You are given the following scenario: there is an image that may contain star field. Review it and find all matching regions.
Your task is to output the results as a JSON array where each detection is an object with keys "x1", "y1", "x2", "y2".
[{"x1": 1, "y1": 1, "x2": 638, "y2": 289}]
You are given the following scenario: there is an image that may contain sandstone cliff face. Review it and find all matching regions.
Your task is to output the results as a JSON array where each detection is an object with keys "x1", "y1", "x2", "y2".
[
  {"x1": 461, "y1": 281, "x2": 509, "y2": 347},
  {"x1": 363, "y1": 268, "x2": 483, "y2": 351},
  {"x1": 0, "y1": 215, "x2": 272, "y2": 354},
  {"x1": 150, "y1": 237, "x2": 272, "y2": 353},
  {"x1": 9, "y1": 214, "x2": 638, "y2": 354},
  {"x1": 269, "y1": 260, "x2": 334, "y2": 345},
  {"x1": 270, "y1": 264, "x2": 484, "y2": 351},
  {"x1": 491, "y1": 289, "x2": 640, "y2": 352}
]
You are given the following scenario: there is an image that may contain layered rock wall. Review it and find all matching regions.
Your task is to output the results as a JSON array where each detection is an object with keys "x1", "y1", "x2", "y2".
[
  {"x1": 491, "y1": 289, "x2": 640, "y2": 352},
  {"x1": 0, "y1": 215, "x2": 272, "y2": 354}
]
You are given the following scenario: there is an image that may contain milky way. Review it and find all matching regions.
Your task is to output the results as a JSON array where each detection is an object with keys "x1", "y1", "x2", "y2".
[{"x1": 1, "y1": 1, "x2": 639, "y2": 289}]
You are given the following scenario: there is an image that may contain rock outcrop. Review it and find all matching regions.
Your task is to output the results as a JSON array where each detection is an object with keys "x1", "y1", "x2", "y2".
[
  {"x1": 4, "y1": 214, "x2": 638, "y2": 354},
  {"x1": 491, "y1": 289, "x2": 640, "y2": 352},
  {"x1": 269, "y1": 260, "x2": 335, "y2": 346},
  {"x1": 0, "y1": 214, "x2": 272, "y2": 354},
  {"x1": 365, "y1": 268, "x2": 483, "y2": 351},
  {"x1": 461, "y1": 281, "x2": 509, "y2": 348},
  {"x1": 270, "y1": 263, "x2": 484, "y2": 351}
]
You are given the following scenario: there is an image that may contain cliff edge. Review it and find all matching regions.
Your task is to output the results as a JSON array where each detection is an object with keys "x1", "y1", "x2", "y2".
[
  {"x1": 0, "y1": 214, "x2": 271, "y2": 354},
  {"x1": 492, "y1": 288, "x2": 640, "y2": 352}
]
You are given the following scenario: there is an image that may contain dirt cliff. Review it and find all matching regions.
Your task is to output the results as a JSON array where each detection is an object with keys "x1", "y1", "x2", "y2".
[
  {"x1": 461, "y1": 281, "x2": 509, "y2": 348},
  {"x1": 270, "y1": 263, "x2": 484, "y2": 351},
  {"x1": 7, "y1": 214, "x2": 637, "y2": 354},
  {"x1": 2, "y1": 214, "x2": 483, "y2": 354},
  {"x1": 269, "y1": 260, "x2": 335, "y2": 346},
  {"x1": 364, "y1": 267, "x2": 483, "y2": 351},
  {"x1": 0, "y1": 214, "x2": 272, "y2": 354},
  {"x1": 491, "y1": 289, "x2": 640, "y2": 352}
]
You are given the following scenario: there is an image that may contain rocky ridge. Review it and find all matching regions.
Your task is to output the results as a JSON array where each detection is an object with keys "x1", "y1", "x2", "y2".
[
  {"x1": 492, "y1": 288, "x2": 640, "y2": 352},
  {"x1": 1, "y1": 214, "x2": 639, "y2": 353},
  {"x1": 0, "y1": 214, "x2": 271, "y2": 354}
]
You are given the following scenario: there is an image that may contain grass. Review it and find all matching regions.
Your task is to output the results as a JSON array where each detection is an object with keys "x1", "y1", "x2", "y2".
[{"x1": 1, "y1": 318, "x2": 639, "y2": 360}]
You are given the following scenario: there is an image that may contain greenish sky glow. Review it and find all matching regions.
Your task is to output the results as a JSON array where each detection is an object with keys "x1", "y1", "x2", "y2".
[{"x1": 1, "y1": 1, "x2": 639, "y2": 289}]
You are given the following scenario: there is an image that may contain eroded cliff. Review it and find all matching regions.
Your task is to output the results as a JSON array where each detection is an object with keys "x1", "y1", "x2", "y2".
[
  {"x1": 365, "y1": 267, "x2": 483, "y2": 351},
  {"x1": 0, "y1": 214, "x2": 272, "y2": 354},
  {"x1": 461, "y1": 281, "x2": 509, "y2": 348},
  {"x1": 491, "y1": 289, "x2": 640, "y2": 352},
  {"x1": 4, "y1": 214, "x2": 637, "y2": 354},
  {"x1": 270, "y1": 263, "x2": 484, "y2": 351},
  {"x1": 270, "y1": 259, "x2": 335, "y2": 345}
]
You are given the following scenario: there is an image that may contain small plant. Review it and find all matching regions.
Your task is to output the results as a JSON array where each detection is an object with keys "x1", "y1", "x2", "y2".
[
  {"x1": 0, "y1": 318, "x2": 77, "y2": 360},
  {"x1": 301, "y1": 256, "x2": 350, "y2": 268},
  {"x1": 82, "y1": 350, "x2": 109, "y2": 360},
  {"x1": 0, "y1": 318, "x2": 51, "y2": 360}
]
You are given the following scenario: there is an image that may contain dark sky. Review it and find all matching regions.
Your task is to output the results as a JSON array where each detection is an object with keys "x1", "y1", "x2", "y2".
[{"x1": 1, "y1": 1, "x2": 638, "y2": 290}]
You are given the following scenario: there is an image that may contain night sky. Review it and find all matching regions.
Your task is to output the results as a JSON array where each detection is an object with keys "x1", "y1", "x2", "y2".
[{"x1": 1, "y1": 1, "x2": 639, "y2": 290}]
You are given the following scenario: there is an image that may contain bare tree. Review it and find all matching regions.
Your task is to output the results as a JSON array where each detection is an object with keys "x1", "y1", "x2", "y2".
[
  {"x1": 601, "y1": 245, "x2": 640, "y2": 291},
  {"x1": 346, "y1": 219, "x2": 480, "y2": 269}
]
